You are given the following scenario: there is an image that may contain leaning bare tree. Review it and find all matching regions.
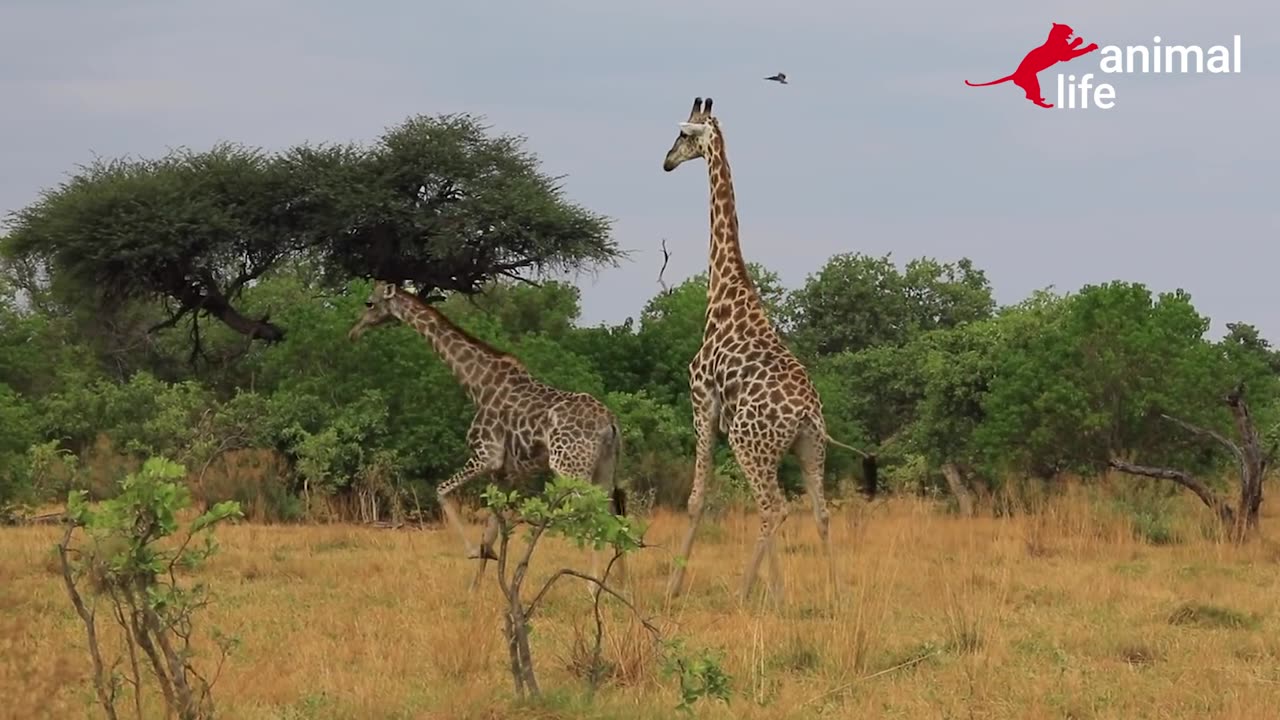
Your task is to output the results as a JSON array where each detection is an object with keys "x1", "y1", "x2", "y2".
[{"x1": 1109, "y1": 383, "x2": 1272, "y2": 542}]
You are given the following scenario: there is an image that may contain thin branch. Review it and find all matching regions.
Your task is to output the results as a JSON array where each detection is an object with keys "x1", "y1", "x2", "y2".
[
  {"x1": 657, "y1": 239, "x2": 672, "y2": 294},
  {"x1": 146, "y1": 306, "x2": 193, "y2": 335},
  {"x1": 1159, "y1": 413, "x2": 1245, "y2": 466},
  {"x1": 494, "y1": 518, "x2": 514, "y2": 600},
  {"x1": 586, "y1": 550, "x2": 624, "y2": 691},
  {"x1": 512, "y1": 523, "x2": 547, "y2": 589},
  {"x1": 495, "y1": 269, "x2": 543, "y2": 288},
  {"x1": 526, "y1": 568, "x2": 661, "y2": 637},
  {"x1": 798, "y1": 650, "x2": 939, "y2": 710}
]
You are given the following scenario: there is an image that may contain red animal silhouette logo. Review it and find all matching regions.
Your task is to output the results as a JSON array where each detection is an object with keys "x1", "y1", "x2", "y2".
[{"x1": 965, "y1": 22, "x2": 1099, "y2": 108}]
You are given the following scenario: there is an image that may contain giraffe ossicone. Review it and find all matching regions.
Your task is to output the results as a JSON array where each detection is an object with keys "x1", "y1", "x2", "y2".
[
  {"x1": 661, "y1": 96, "x2": 878, "y2": 603},
  {"x1": 348, "y1": 280, "x2": 629, "y2": 595}
]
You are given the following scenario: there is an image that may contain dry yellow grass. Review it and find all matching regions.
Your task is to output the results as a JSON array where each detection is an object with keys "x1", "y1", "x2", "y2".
[{"x1": 4, "y1": 486, "x2": 1280, "y2": 719}]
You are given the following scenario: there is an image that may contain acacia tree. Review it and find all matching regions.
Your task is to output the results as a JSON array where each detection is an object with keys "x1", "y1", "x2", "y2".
[{"x1": 3, "y1": 114, "x2": 619, "y2": 361}]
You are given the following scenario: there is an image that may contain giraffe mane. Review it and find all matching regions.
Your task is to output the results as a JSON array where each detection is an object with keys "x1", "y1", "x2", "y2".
[{"x1": 397, "y1": 289, "x2": 521, "y2": 362}]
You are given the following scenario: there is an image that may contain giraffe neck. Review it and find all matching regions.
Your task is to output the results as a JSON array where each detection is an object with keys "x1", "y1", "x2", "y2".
[
  {"x1": 389, "y1": 291, "x2": 521, "y2": 403},
  {"x1": 704, "y1": 122, "x2": 766, "y2": 318}
]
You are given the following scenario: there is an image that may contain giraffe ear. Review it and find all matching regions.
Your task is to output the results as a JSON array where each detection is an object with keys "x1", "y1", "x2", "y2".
[
  {"x1": 679, "y1": 122, "x2": 708, "y2": 136},
  {"x1": 382, "y1": 283, "x2": 396, "y2": 300}
]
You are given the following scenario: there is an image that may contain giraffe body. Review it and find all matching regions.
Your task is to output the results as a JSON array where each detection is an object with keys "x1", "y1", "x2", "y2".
[
  {"x1": 349, "y1": 281, "x2": 627, "y2": 592},
  {"x1": 662, "y1": 97, "x2": 874, "y2": 602}
]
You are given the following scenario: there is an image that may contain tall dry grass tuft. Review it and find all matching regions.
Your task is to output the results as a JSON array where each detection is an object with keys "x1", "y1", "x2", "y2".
[
  {"x1": 195, "y1": 448, "x2": 298, "y2": 523},
  {"x1": 563, "y1": 614, "x2": 667, "y2": 690},
  {"x1": 430, "y1": 602, "x2": 502, "y2": 683}
]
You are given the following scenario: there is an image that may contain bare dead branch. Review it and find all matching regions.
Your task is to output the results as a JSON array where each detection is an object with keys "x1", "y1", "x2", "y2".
[
  {"x1": 657, "y1": 239, "x2": 672, "y2": 294},
  {"x1": 15, "y1": 511, "x2": 66, "y2": 526},
  {"x1": 1107, "y1": 459, "x2": 1235, "y2": 525},
  {"x1": 1159, "y1": 413, "x2": 1244, "y2": 466},
  {"x1": 798, "y1": 649, "x2": 940, "y2": 710},
  {"x1": 146, "y1": 305, "x2": 193, "y2": 335},
  {"x1": 495, "y1": 269, "x2": 544, "y2": 288}
]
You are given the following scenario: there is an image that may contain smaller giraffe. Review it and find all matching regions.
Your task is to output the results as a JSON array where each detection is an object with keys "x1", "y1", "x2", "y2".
[{"x1": 349, "y1": 280, "x2": 628, "y2": 592}]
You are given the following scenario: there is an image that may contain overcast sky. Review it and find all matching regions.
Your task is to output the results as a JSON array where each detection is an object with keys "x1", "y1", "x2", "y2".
[{"x1": 2, "y1": 0, "x2": 1276, "y2": 340}]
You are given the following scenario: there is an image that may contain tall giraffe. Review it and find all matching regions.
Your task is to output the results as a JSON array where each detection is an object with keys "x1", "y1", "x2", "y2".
[
  {"x1": 661, "y1": 97, "x2": 877, "y2": 601},
  {"x1": 348, "y1": 280, "x2": 628, "y2": 590}
]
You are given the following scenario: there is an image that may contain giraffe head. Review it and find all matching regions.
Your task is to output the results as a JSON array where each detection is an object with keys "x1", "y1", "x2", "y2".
[
  {"x1": 662, "y1": 96, "x2": 716, "y2": 172},
  {"x1": 348, "y1": 280, "x2": 401, "y2": 340}
]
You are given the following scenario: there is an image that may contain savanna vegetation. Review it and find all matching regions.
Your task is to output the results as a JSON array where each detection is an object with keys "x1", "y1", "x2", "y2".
[{"x1": 3, "y1": 114, "x2": 1279, "y2": 719}]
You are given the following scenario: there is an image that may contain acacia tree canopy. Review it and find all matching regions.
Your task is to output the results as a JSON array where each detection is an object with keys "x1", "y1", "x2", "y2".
[{"x1": 2, "y1": 114, "x2": 619, "y2": 357}]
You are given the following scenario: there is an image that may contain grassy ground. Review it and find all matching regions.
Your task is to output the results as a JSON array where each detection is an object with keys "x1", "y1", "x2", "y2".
[{"x1": 3, "y1": 486, "x2": 1280, "y2": 719}]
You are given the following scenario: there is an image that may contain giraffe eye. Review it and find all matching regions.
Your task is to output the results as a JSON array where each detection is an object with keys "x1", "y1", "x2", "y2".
[{"x1": 365, "y1": 301, "x2": 374, "y2": 308}]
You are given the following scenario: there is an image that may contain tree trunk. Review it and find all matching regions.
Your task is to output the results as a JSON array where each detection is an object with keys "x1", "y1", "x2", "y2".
[
  {"x1": 142, "y1": 602, "x2": 199, "y2": 720},
  {"x1": 941, "y1": 463, "x2": 976, "y2": 517},
  {"x1": 504, "y1": 603, "x2": 540, "y2": 697},
  {"x1": 504, "y1": 610, "x2": 526, "y2": 697},
  {"x1": 57, "y1": 529, "x2": 120, "y2": 720},
  {"x1": 1227, "y1": 387, "x2": 1266, "y2": 537}
]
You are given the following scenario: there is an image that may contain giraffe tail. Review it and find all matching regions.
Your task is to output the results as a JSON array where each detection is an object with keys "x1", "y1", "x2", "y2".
[
  {"x1": 823, "y1": 433, "x2": 873, "y2": 458},
  {"x1": 596, "y1": 421, "x2": 627, "y2": 517},
  {"x1": 823, "y1": 432, "x2": 879, "y2": 499}
]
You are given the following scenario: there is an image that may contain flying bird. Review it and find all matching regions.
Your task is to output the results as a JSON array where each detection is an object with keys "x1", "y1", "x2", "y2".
[{"x1": 764, "y1": 72, "x2": 787, "y2": 84}]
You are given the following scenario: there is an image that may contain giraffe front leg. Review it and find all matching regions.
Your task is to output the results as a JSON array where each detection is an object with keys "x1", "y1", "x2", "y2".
[
  {"x1": 437, "y1": 454, "x2": 499, "y2": 561},
  {"x1": 667, "y1": 404, "x2": 716, "y2": 598}
]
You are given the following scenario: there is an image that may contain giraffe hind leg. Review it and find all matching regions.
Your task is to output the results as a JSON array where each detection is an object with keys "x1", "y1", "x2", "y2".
[
  {"x1": 795, "y1": 429, "x2": 838, "y2": 600},
  {"x1": 734, "y1": 446, "x2": 788, "y2": 604},
  {"x1": 589, "y1": 426, "x2": 627, "y2": 587},
  {"x1": 764, "y1": 484, "x2": 786, "y2": 600},
  {"x1": 550, "y1": 441, "x2": 611, "y2": 602}
]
